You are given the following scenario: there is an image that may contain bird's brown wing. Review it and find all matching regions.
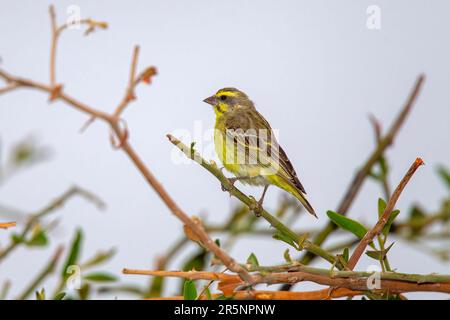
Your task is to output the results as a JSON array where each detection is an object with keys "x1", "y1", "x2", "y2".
[
  {"x1": 277, "y1": 145, "x2": 306, "y2": 194},
  {"x1": 227, "y1": 108, "x2": 307, "y2": 194}
]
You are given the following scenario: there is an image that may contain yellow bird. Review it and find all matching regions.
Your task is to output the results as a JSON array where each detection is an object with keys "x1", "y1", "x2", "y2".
[{"x1": 203, "y1": 87, "x2": 316, "y2": 218}]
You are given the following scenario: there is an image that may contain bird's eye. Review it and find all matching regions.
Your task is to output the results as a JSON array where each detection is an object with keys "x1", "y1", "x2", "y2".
[{"x1": 219, "y1": 95, "x2": 227, "y2": 101}]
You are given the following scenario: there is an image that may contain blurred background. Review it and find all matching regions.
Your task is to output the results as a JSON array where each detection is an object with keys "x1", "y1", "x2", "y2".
[{"x1": 0, "y1": 0, "x2": 449, "y2": 299}]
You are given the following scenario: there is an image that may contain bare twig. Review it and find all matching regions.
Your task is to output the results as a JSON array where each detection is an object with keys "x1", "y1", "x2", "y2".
[
  {"x1": 0, "y1": 6, "x2": 252, "y2": 285},
  {"x1": 347, "y1": 158, "x2": 425, "y2": 269},
  {"x1": 0, "y1": 83, "x2": 19, "y2": 94}
]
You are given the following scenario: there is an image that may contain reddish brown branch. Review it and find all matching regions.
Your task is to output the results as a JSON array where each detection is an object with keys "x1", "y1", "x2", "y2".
[
  {"x1": 113, "y1": 45, "x2": 140, "y2": 117},
  {"x1": 0, "y1": 222, "x2": 16, "y2": 229},
  {"x1": 147, "y1": 288, "x2": 364, "y2": 300},
  {"x1": 125, "y1": 269, "x2": 450, "y2": 296}
]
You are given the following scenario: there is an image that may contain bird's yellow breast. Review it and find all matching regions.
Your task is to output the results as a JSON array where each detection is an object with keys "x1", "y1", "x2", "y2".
[{"x1": 214, "y1": 117, "x2": 268, "y2": 185}]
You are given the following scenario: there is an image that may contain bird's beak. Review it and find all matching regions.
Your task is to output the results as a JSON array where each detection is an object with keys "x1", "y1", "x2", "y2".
[{"x1": 203, "y1": 95, "x2": 217, "y2": 106}]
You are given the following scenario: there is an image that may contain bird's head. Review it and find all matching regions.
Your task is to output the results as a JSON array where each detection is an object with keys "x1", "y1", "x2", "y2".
[{"x1": 203, "y1": 88, "x2": 254, "y2": 115}]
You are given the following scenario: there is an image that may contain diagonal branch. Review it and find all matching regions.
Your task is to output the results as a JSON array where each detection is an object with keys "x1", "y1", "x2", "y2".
[
  {"x1": 167, "y1": 134, "x2": 342, "y2": 268},
  {"x1": 0, "y1": 6, "x2": 251, "y2": 285}
]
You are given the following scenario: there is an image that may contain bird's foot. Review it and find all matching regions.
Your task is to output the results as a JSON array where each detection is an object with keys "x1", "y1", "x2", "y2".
[
  {"x1": 221, "y1": 177, "x2": 238, "y2": 192},
  {"x1": 249, "y1": 196, "x2": 263, "y2": 217}
]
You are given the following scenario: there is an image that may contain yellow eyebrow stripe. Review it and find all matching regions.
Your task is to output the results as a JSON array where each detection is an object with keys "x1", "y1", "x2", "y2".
[{"x1": 216, "y1": 90, "x2": 239, "y2": 97}]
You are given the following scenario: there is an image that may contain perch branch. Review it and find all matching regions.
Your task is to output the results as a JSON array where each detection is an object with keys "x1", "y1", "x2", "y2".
[
  {"x1": 0, "y1": 6, "x2": 252, "y2": 284},
  {"x1": 167, "y1": 134, "x2": 341, "y2": 267},
  {"x1": 123, "y1": 268, "x2": 450, "y2": 295}
]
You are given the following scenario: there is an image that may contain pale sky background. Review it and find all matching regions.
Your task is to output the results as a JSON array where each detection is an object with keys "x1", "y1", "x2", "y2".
[{"x1": 0, "y1": 0, "x2": 449, "y2": 299}]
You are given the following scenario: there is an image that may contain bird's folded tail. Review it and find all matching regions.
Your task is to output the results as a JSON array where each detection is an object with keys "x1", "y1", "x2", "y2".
[{"x1": 292, "y1": 190, "x2": 317, "y2": 218}]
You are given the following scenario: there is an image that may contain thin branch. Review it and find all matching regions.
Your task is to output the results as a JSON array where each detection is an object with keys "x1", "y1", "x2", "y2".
[
  {"x1": 347, "y1": 157, "x2": 425, "y2": 269},
  {"x1": 49, "y1": 5, "x2": 58, "y2": 87},
  {"x1": 0, "y1": 83, "x2": 19, "y2": 94},
  {"x1": 113, "y1": 45, "x2": 140, "y2": 117},
  {"x1": 147, "y1": 288, "x2": 363, "y2": 300},
  {"x1": 300, "y1": 74, "x2": 425, "y2": 265}
]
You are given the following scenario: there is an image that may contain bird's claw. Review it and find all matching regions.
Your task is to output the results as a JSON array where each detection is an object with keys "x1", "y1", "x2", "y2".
[
  {"x1": 221, "y1": 177, "x2": 237, "y2": 192},
  {"x1": 249, "y1": 196, "x2": 263, "y2": 217}
]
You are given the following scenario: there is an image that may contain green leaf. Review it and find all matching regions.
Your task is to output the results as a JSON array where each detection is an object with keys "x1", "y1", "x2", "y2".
[
  {"x1": 283, "y1": 249, "x2": 292, "y2": 263},
  {"x1": 35, "y1": 288, "x2": 45, "y2": 300},
  {"x1": 81, "y1": 248, "x2": 116, "y2": 269},
  {"x1": 378, "y1": 198, "x2": 387, "y2": 218},
  {"x1": 183, "y1": 280, "x2": 197, "y2": 300},
  {"x1": 246, "y1": 253, "x2": 259, "y2": 267},
  {"x1": 437, "y1": 166, "x2": 450, "y2": 190},
  {"x1": 26, "y1": 230, "x2": 48, "y2": 247},
  {"x1": 182, "y1": 250, "x2": 207, "y2": 271},
  {"x1": 61, "y1": 228, "x2": 83, "y2": 279},
  {"x1": 410, "y1": 206, "x2": 425, "y2": 220},
  {"x1": 179, "y1": 250, "x2": 207, "y2": 294},
  {"x1": 379, "y1": 156, "x2": 389, "y2": 176},
  {"x1": 54, "y1": 292, "x2": 66, "y2": 300},
  {"x1": 327, "y1": 210, "x2": 368, "y2": 239},
  {"x1": 366, "y1": 242, "x2": 395, "y2": 260},
  {"x1": 205, "y1": 287, "x2": 212, "y2": 300},
  {"x1": 11, "y1": 233, "x2": 24, "y2": 244},
  {"x1": 147, "y1": 276, "x2": 164, "y2": 298},
  {"x1": 382, "y1": 209, "x2": 400, "y2": 237},
  {"x1": 83, "y1": 272, "x2": 117, "y2": 282}
]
